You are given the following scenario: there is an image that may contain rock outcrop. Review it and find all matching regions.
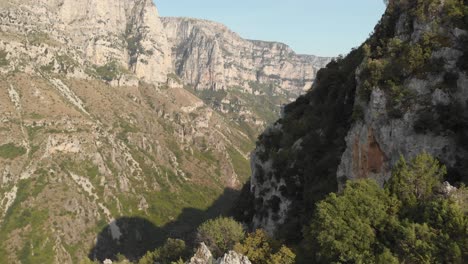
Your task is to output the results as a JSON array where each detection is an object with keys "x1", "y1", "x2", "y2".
[
  {"x1": 187, "y1": 243, "x2": 251, "y2": 264},
  {"x1": 243, "y1": 0, "x2": 468, "y2": 239},
  {"x1": 216, "y1": 251, "x2": 251, "y2": 264},
  {"x1": 162, "y1": 17, "x2": 330, "y2": 97},
  {"x1": 187, "y1": 243, "x2": 215, "y2": 264},
  {"x1": 161, "y1": 17, "x2": 330, "y2": 134},
  {"x1": 0, "y1": 0, "x2": 172, "y2": 83},
  {"x1": 0, "y1": 1, "x2": 265, "y2": 263}
]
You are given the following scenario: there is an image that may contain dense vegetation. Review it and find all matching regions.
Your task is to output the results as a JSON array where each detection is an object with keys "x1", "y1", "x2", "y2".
[
  {"x1": 0, "y1": 143, "x2": 26, "y2": 159},
  {"x1": 196, "y1": 217, "x2": 245, "y2": 257},
  {"x1": 234, "y1": 0, "x2": 468, "y2": 244},
  {"x1": 304, "y1": 153, "x2": 467, "y2": 263},
  {"x1": 236, "y1": 43, "x2": 365, "y2": 243}
]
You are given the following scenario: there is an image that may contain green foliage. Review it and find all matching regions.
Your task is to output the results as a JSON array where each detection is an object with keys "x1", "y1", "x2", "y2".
[
  {"x1": 0, "y1": 49, "x2": 8, "y2": 66},
  {"x1": 444, "y1": 0, "x2": 468, "y2": 26},
  {"x1": 386, "y1": 153, "x2": 446, "y2": 210},
  {"x1": 94, "y1": 61, "x2": 126, "y2": 82},
  {"x1": 139, "y1": 238, "x2": 188, "y2": 264},
  {"x1": 360, "y1": 59, "x2": 386, "y2": 100},
  {"x1": 28, "y1": 31, "x2": 55, "y2": 46},
  {"x1": 196, "y1": 217, "x2": 245, "y2": 257},
  {"x1": 0, "y1": 177, "x2": 52, "y2": 264},
  {"x1": 241, "y1": 47, "x2": 365, "y2": 243},
  {"x1": 234, "y1": 229, "x2": 295, "y2": 264},
  {"x1": 306, "y1": 180, "x2": 399, "y2": 263},
  {"x1": 227, "y1": 146, "x2": 250, "y2": 179},
  {"x1": 0, "y1": 143, "x2": 26, "y2": 159},
  {"x1": 79, "y1": 258, "x2": 99, "y2": 264},
  {"x1": 56, "y1": 54, "x2": 78, "y2": 74},
  {"x1": 304, "y1": 153, "x2": 467, "y2": 263}
]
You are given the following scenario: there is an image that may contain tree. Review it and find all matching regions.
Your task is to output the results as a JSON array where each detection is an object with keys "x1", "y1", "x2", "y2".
[
  {"x1": 196, "y1": 217, "x2": 245, "y2": 257},
  {"x1": 303, "y1": 153, "x2": 466, "y2": 263},
  {"x1": 305, "y1": 180, "x2": 400, "y2": 263},
  {"x1": 234, "y1": 229, "x2": 295, "y2": 264},
  {"x1": 386, "y1": 152, "x2": 446, "y2": 210},
  {"x1": 139, "y1": 238, "x2": 188, "y2": 264}
]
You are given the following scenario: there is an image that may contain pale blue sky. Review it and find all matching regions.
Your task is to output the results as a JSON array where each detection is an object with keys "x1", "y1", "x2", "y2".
[{"x1": 155, "y1": 0, "x2": 387, "y2": 57}]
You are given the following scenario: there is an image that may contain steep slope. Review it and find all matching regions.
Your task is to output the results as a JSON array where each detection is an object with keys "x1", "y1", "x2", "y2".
[
  {"x1": 244, "y1": 0, "x2": 468, "y2": 241},
  {"x1": 162, "y1": 17, "x2": 331, "y2": 135},
  {"x1": 0, "y1": 1, "x2": 256, "y2": 263},
  {"x1": 0, "y1": 0, "x2": 172, "y2": 83}
]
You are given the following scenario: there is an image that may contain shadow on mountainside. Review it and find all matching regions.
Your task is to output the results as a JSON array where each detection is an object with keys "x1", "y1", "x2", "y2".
[{"x1": 88, "y1": 188, "x2": 241, "y2": 262}]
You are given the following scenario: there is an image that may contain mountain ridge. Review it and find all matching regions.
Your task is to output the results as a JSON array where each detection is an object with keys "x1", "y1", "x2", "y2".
[{"x1": 243, "y1": 0, "x2": 468, "y2": 242}]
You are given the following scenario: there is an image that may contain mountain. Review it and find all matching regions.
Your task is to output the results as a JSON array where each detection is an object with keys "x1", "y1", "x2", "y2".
[
  {"x1": 162, "y1": 17, "x2": 331, "y2": 134},
  {"x1": 162, "y1": 17, "x2": 329, "y2": 96},
  {"x1": 243, "y1": 0, "x2": 468, "y2": 241},
  {"x1": 0, "y1": 0, "x2": 331, "y2": 262},
  {"x1": 0, "y1": 0, "x2": 329, "y2": 262}
]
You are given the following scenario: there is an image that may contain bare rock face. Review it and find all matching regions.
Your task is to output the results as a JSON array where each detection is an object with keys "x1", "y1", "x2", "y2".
[
  {"x1": 336, "y1": 6, "x2": 468, "y2": 188},
  {"x1": 188, "y1": 243, "x2": 215, "y2": 264},
  {"x1": 216, "y1": 251, "x2": 252, "y2": 264},
  {"x1": 162, "y1": 17, "x2": 330, "y2": 97},
  {"x1": 187, "y1": 244, "x2": 251, "y2": 264},
  {"x1": 0, "y1": 0, "x2": 172, "y2": 83},
  {"x1": 0, "y1": 1, "x2": 259, "y2": 263}
]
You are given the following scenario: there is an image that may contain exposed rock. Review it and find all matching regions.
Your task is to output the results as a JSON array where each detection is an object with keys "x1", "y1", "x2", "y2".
[
  {"x1": 246, "y1": 1, "x2": 468, "y2": 237},
  {"x1": 162, "y1": 17, "x2": 330, "y2": 97},
  {"x1": 0, "y1": 1, "x2": 264, "y2": 262},
  {"x1": 0, "y1": 0, "x2": 172, "y2": 83},
  {"x1": 187, "y1": 244, "x2": 251, "y2": 264},
  {"x1": 187, "y1": 243, "x2": 215, "y2": 264},
  {"x1": 216, "y1": 251, "x2": 251, "y2": 264},
  {"x1": 440, "y1": 181, "x2": 457, "y2": 196}
]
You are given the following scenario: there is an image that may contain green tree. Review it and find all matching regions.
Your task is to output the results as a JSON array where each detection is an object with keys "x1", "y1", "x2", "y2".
[
  {"x1": 139, "y1": 238, "x2": 188, "y2": 264},
  {"x1": 234, "y1": 229, "x2": 295, "y2": 264},
  {"x1": 305, "y1": 180, "x2": 400, "y2": 263},
  {"x1": 386, "y1": 152, "x2": 446, "y2": 211},
  {"x1": 269, "y1": 246, "x2": 295, "y2": 264},
  {"x1": 196, "y1": 217, "x2": 245, "y2": 257}
]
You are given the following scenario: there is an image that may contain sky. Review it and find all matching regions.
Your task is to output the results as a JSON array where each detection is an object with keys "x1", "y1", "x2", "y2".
[{"x1": 155, "y1": 0, "x2": 387, "y2": 57}]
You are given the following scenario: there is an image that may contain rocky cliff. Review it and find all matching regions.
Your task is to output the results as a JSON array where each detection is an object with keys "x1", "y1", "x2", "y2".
[
  {"x1": 245, "y1": 0, "x2": 468, "y2": 240},
  {"x1": 0, "y1": 0, "x2": 172, "y2": 83},
  {"x1": 162, "y1": 17, "x2": 331, "y2": 134},
  {"x1": 0, "y1": 1, "x2": 262, "y2": 263},
  {"x1": 162, "y1": 17, "x2": 330, "y2": 96}
]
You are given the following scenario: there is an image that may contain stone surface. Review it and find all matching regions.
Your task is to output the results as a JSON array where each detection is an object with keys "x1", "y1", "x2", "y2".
[
  {"x1": 187, "y1": 244, "x2": 252, "y2": 264},
  {"x1": 247, "y1": 1, "x2": 468, "y2": 235},
  {"x1": 162, "y1": 17, "x2": 331, "y2": 97},
  {"x1": 216, "y1": 251, "x2": 251, "y2": 264},
  {"x1": 188, "y1": 243, "x2": 215, "y2": 264},
  {"x1": 0, "y1": 1, "x2": 267, "y2": 262},
  {"x1": 0, "y1": 0, "x2": 172, "y2": 83}
]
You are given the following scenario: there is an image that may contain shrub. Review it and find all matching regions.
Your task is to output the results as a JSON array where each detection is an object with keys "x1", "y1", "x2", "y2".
[
  {"x1": 234, "y1": 229, "x2": 295, "y2": 264},
  {"x1": 0, "y1": 143, "x2": 27, "y2": 159},
  {"x1": 196, "y1": 217, "x2": 245, "y2": 257},
  {"x1": 386, "y1": 153, "x2": 446, "y2": 210},
  {"x1": 139, "y1": 238, "x2": 188, "y2": 264},
  {"x1": 0, "y1": 50, "x2": 8, "y2": 66},
  {"x1": 305, "y1": 180, "x2": 400, "y2": 264},
  {"x1": 94, "y1": 61, "x2": 124, "y2": 82},
  {"x1": 359, "y1": 59, "x2": 386, "y2": 100}
]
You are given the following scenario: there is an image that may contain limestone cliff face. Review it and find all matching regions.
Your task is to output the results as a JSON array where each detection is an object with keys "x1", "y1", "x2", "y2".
[
  {"x1": 0, "y1": 1, "x2": 259, "y2": 262},
  {"x1": 0, "y1": 0, "x2": 172, "y2": 83},
  {"x1": 337, "y1": 6, "x2": 468, "y2": 187},
  {"x1": 244, "y1": 1, "x2": 468, "y2": 239},
  {"x1": 161, "y1": 17, "x2": 330, "y2": 97}
]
